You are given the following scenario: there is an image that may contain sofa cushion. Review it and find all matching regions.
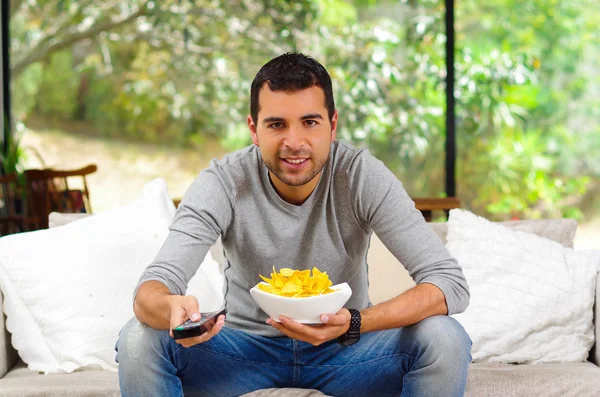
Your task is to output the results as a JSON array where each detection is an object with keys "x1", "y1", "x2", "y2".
[
  {"x1": 0, "y1": 179, "x2": 223, "y2": 374},
  {"x1": 243, "y1": 388, "x2": 328, "y2": 396},
  {"x1": 0, "y1": 361, "x2": 120, "y2": 397},
  {"x1": 48, "y1": 212, "x2": 90, "y2": 228},
  {"x1": 592, "y1": 271, "x2": 600, "y2": 366},
  {"x1": 0, "y1": 360, "x2": 328, "y2": 397},
  {"x1": 448, "y1": 209, "x2": 600, "y2": 363},
  {"x1": 0, "y1": 311, "x2": 18, "y2": 379},
  {"x1": 0, "y1": 179, "x2": 175, "y2": 374},
  {"x1": 429, "y1": 217, "x2": 578, "y2": 247},
  {"x1": 367, "y1": 217, "x2": 579, "y2": 306},
  {"x1": 49, "y1": 212, "x2": 228, "y2": 274},
  {"x1": 466, "y1": 362, "x2": 600, "y2": 397},
  {"x1": 2, "y1": 360, "x2": 599, "y2": 397}
]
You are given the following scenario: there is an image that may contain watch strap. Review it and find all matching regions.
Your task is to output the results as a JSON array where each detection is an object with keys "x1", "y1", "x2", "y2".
[{"x1": 338, "y1": 308, "x2": 361, "y2": 345}]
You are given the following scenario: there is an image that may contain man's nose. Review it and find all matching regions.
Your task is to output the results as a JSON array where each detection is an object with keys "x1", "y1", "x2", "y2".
[{"x1": 283, "y1": 125, "x2": 305, "y2": 150}]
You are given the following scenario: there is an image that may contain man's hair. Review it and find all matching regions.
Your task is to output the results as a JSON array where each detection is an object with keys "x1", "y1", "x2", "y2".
[{"x1": 250, "y1": 53, "x2": 335, "y2": 125}]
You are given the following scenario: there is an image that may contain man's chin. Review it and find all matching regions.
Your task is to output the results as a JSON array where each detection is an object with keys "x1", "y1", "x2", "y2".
[
  {"x1": 265, "y1": 160, "x2": 322, "y2": 187},
  {"x1": 278, "y1": 176, "x2": 312, "y2": 187},
  {"x1": 270, "y1": 170, "x2": 315, "y2": 187}
]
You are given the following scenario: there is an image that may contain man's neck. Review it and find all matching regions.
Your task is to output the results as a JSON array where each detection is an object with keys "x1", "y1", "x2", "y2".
[{"x1": 269, "y1": 171, "x2": 321, "y2": 206}]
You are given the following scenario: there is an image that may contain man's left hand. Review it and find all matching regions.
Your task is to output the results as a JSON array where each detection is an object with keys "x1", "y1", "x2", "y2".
[{"x1": 266, "y1": 308, "x2": 351, "y2": 346}]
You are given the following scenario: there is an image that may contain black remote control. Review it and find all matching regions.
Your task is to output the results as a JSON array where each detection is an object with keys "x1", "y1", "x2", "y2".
[{"x1": 172, "y1": 308, "x2": 227, "y2": 340}]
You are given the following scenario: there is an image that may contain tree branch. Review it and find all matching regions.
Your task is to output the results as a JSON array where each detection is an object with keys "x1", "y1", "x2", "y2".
[
  {"x1": 10, "y1": 0, "x2": 26, "y2": 17},
  {"x1": 11, "y1": 5, "x2": 148, "y2": 77}
]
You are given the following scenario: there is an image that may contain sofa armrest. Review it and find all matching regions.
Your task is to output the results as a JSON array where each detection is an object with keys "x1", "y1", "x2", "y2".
[
  {"x1": 590, "y1": 271, "x2": 600, "y2": 366},
  {"x1": 0, "y1": 290, "x2": 19, "y2": 377}
]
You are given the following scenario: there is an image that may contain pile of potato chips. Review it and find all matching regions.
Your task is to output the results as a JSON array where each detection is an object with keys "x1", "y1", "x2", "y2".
[{"x1": 257, "y1": 266, "x2": 336, "y2": 297}]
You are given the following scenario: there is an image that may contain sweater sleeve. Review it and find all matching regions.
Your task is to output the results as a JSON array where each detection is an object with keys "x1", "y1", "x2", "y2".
[
  {"x1": 347, "y1": 150, "x2": 470, "y2": 315},
  {"x1": 133, "y1": 161, "x2": 235, "y2": 300}
]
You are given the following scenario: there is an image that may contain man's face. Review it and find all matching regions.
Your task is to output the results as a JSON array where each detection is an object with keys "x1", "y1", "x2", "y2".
[{"x1": 248, "y1": 85, "x2": 338, "y2": 189}]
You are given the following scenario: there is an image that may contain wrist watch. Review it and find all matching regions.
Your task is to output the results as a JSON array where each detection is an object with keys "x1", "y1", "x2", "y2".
[{"x1": 337, "y1": 308, "x2": 361, "y2": 346}]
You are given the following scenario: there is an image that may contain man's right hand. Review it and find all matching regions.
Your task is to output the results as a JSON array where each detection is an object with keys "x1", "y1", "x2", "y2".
[{"x1": 167, "y1": 295, "x2": 225, "y2": 348}]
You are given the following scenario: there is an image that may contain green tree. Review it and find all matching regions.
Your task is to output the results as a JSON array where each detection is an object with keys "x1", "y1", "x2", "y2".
[
  {"x1": 455, "y1": 0, "x2": 599, "y2": 219},
  {"x1": 9, "y1": 0, "x2": 599, "y2": 220}
]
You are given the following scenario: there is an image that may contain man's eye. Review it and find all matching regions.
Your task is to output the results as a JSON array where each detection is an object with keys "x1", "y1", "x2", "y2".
[
  {"x1": 305, "y1": 120, "x2": 318, "y2": 127},
  {"x1": 269, "y1": 122, "x2": 284, "y2": 129}
]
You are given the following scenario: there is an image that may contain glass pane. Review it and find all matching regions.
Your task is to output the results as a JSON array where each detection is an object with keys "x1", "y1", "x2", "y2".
[
  {"x1": 10, "y1": 0, "x2": 446, "y2": 218},
  {"x1": 330, "y1": 0, "x2": 447, "y2": 198},
  {"x1": 456, "y1": 0, "x2": 600, "y2": 248}
]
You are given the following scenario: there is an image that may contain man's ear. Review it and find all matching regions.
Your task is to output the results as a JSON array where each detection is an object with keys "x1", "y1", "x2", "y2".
[
  {"x1": 248, "y1": 114, "x2": 259, "y2": 146},
  {"x1": 330, "y1": 110, "x2": 338, "y2": 142}
]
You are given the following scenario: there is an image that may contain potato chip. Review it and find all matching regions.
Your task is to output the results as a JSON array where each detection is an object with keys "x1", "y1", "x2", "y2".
[
  {"x1": 280, "y1": 268, "x2": 295, "y2": 277},
  {"x1": 257, "y1": 283, "x2": 278, "y2": 294},
  {"x1": 257, "y1": 266, "x2": 337, "y2": 297}
]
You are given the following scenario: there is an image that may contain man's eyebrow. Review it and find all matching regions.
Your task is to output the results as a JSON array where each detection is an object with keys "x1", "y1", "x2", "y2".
[
  {"x1": 301, "y1": 113, "x2": 324, "y2": 120},
  {"x1": 263, "y1": 116, "x2": 285, "y2": 124},
  {"x1": 262, "y1": 114, "x2": 324, "y2": 124}
]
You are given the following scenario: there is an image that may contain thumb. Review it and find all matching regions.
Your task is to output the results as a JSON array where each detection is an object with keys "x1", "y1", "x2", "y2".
[
  {"x1": 321, "y1": 310, "x2": 350, "y2": 326},
  {"x1": 183, "y1": 295, "x2": 201, "y2": 322}
]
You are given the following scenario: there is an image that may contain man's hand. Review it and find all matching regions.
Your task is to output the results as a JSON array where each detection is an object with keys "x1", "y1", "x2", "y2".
[
  {"x1": 266, "y1": 308, "x2": 352, "y2": 346},
  {"x1": 168, "y1": 295, "x2": 225, "y2": 348}
]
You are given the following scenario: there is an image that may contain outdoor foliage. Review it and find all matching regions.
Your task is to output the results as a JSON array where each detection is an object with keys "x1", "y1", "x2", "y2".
[{"x1": 8, "y1": 0, "x2": 600, "y2": 220}]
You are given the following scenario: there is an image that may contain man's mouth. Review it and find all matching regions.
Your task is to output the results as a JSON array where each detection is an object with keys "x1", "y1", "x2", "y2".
[{"x1": 282, "y1": 158, "x2": 308, "y2": 165}]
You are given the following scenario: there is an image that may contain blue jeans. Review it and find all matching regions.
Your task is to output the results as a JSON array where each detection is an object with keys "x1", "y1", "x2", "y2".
[{"x1": 116, "y1": 315, "x2": 471, "y2": 397}]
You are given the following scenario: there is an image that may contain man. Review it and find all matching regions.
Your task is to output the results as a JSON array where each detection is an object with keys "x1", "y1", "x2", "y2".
[{"x1": 116, "y1": 53, "x2": 472, "y2": 397}]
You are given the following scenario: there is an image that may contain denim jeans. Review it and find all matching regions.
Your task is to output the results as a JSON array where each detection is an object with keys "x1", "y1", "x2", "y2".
[{"x1": 116, "y1": 315, "x2": 471, "y2": 397}]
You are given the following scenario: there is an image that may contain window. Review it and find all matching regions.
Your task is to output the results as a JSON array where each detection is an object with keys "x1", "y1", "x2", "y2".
[
  {"x1": 455, "y1": 0, "x2": 600, "y2": 232},
  {"x1": 9, "y1": 0, "x2": 446, "y2": 212}
]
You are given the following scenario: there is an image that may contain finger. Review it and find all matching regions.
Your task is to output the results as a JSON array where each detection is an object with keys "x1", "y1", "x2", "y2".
[
  {"x1": 268, "y1": 320, "x2": 303, "y2": 340},
  {"x1": 270, "y1": 317, "x2": 330, "y2": 344},
  {"x1": 177, "y1": 333, "x2": 208, "y2": 348},
  {"x1": 183, "y1": 296, "x2": 201, "y2": 322},
  {"x1": 267, "y1": 318, "x2": 294, "y2": 335},
  {"x1": 321, "y1": 309, "x2": 350, "y2": 326},
  {"x1": 177, "y1": 329, "x2": 211, "y2": 348},
  {"x1": 177, "y1": 314, "x2": 226, "y2": 347},
  {"x1": 170, "y1": 309, "x2": 191, "y2": 337},
  {"x1": 170, "y1": 298, "x2": 200, "y2": 337},
  {"x1": 205, "y1": 314, "x2": 226, "y2": 339},
  {"x1": 279, "y1": 316, "x2": 316, "y2": 335}
]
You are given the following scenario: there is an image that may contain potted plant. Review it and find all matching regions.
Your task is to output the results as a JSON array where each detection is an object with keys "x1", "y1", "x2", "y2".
[
  {"x1": 1, "y1": 120, "x2": 45, "y2": 219},
  {"x1": 2, "y1": 119, "x2": 46, "y2": 172}
]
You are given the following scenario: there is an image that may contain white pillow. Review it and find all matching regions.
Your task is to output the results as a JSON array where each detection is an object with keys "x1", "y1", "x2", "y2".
[
  {"x1": 0, "y1": 178, "x2": 223, "y2": 374},
  {"x1": 447, "y1": 209, "x2": 600, "y2": 364},
  {"x1": 48, "y1": 213, "x2": 225, "y2": 311},
  {"x1": 48, "y1": 212, "x2": 90, "y2": 228}
]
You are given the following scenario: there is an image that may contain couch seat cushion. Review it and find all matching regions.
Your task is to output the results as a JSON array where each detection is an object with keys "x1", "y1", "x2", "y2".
[
  {"x1": 466, "y1": 362, "x2": 600, "y2": 397},
  {"x1": 242, "y1": 389, "x2": 327, "y2": 396},
  {"x1": 2, "y1": 361, "x2": 599, "y2": 397},
  {"x1": 0, "y1": 361, "x2": 119, "y2": 397}
]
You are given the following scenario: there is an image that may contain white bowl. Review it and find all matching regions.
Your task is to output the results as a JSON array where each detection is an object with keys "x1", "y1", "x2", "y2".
[{"x1": 250, "y1": 282, "x2": 352, "y2": 324}]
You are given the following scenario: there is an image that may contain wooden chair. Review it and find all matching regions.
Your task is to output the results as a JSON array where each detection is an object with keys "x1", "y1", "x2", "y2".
[
  {"x1": 0, "y1": 173, "x2": 28, "y2": 236},
  {"x1": 413, "y1": 197, "x2": 461, "y2": 222},
  {"x1": 23, "y1": 164, "x2": 97, "y2": 230}
]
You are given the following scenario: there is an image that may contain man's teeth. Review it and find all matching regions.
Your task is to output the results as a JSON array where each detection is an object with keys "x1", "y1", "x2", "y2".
[{"x1": 286, "y1": 159, "x2": 306, "y2": 164}]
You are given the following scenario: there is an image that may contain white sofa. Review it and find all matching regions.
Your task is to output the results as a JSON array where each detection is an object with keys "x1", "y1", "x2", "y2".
[{"x1": 0, "y1": 218, "x2": 598, "y2": 396}]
